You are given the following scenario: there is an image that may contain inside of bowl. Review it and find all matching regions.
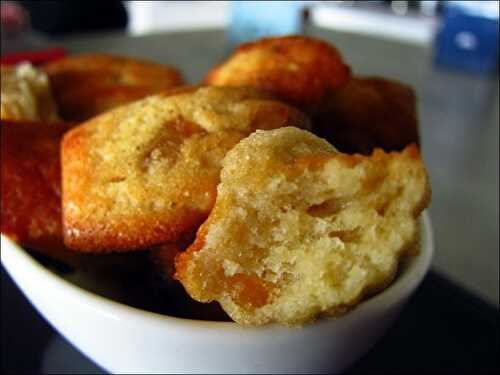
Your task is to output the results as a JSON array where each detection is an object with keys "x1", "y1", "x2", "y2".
[{"x1": 58, "y1": 251, "x2": 231, "y2": 321}]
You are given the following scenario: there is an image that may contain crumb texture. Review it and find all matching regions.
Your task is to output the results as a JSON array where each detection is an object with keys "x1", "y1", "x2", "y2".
[{"x1": 176, "y1": 127, "x2": 430, "y2": 326}]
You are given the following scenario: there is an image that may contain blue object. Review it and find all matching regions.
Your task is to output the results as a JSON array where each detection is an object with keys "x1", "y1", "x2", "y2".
[
  {"x1": 228, "y1": 1, "x2": 305, "y2": 47},
  {"x1": 434, "y1": 1, "x2": 499, "y2": 74}
]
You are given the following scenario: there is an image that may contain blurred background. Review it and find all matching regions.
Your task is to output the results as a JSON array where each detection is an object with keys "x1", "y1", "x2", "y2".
[
  {"x1": 2, "y1": 1, "x2": 499, "y2": 74},
  {"x1": 1, "y1": 0, "x2": 499, "y2": 372}
]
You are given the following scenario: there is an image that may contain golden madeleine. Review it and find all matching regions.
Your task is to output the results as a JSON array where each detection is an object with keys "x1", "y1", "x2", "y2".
[
  {"x1": 0, "y1": 120, "x2": 83, "y2": 267},
  {"x1": 61, "y1": 86, "x2": 310, "y2": 252},
  {"x1": 205, "y1": 35, "x2": 350, "y2": 112},
  {"x1": 176, "y1": 127, "x2": 430, "y2": 326},
  {"x1": 43, "y1": 54, "x2": 183, "y2": 121}
]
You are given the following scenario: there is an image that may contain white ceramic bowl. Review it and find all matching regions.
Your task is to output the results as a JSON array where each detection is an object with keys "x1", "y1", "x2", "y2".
[{"x1": 1, "y1": 212, "x2": 433, "y2": 374}]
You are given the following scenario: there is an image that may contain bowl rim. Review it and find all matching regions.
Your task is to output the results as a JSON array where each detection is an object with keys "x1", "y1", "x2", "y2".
[{"x1": 1, "y1": 211, "x2": 434, "y2": 331}]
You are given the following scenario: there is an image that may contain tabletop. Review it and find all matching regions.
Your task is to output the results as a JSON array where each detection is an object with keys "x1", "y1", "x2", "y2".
[{"x1": 1, "y1": 26, "x2": 499, "y2": 373}]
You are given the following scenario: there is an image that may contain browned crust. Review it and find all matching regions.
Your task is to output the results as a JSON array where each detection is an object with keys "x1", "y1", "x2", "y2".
[
  {"x1": 43, "y1": 53, "x2": 184, "y2": 121},
  {"x1": 63, "y1": 206, "x2": 209, "y2": 254},
  {"x1": 205, "y1": 35, "x2": 351, "y2": 112},
  {"x1": 0, "y1": 120, "x2": 84, "y2": 266}
]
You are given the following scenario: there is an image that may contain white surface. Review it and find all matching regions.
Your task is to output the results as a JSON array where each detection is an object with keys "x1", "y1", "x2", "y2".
[
  {"x1": 311, "y1": 5, "x2": 438, "y2": 46},
  {"x1": 125, "y1": 1, "x2": 229, "y2": 35},
  {"x1": 1, "y1": 213, "x2": 433, "y2": 374}
]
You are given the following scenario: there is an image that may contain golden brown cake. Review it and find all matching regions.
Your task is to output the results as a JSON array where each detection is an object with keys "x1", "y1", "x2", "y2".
[
  {"x1": 315, "y1": 77, "x2": 420, "y2": 154},
  {"x1": 0, "y1": 120, "x2": 82, "y2": 267},
  {"x1": 61, "y1": 86, "x2": 310, "y2": 252},
  {"x1": 205, "y1": 35, "x2": 350, "y2": 112},
  {"x1": 176, "y1": 127, "x2": 430, "y2": 326},
  {"x1": 43, "y1": 54, "x2": 183, "y2": 121}
]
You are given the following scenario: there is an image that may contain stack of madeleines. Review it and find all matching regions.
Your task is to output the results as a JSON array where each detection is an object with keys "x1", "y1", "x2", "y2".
[{"x1": 1, "y1": 35, "x2": 430, "y2": 326}]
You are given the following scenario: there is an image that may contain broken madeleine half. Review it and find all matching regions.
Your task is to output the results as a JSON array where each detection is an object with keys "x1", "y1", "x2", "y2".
[{"x1": 175, "y1": 127, "x2": 430, "y2": 326}]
